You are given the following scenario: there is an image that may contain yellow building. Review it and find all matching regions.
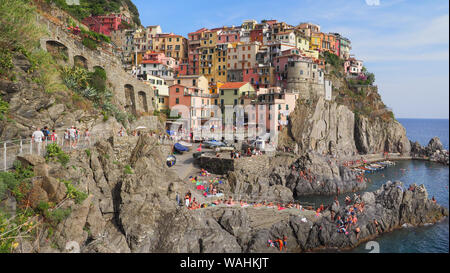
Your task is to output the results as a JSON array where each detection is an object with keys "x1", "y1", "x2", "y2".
[
  {"x1": 199, "y1": 30, "x2": 220, "y2": 84},
  {"x1": 310, "y1": 32, "x2": 322, "y2": 51},
  {"x1": 151, "y1": 33, "x2": 188, "y2": 63},
  {"x1": 296, "y1": 33, "x2": 310, "y2": 52},
  {"x1": 163, "y1": 34, "x2": 188, "y2": 62},
  {"x1": 214, "y1": 43, "x2": 228, "y2": 83}
]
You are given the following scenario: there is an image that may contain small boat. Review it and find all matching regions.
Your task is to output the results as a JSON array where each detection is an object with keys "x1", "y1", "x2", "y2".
[{"x1": 174, "y1": 143, "x2": 189, "y2": 154}]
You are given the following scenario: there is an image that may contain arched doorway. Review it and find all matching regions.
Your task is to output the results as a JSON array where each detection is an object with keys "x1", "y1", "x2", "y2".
[
  {"x1": 74, "y1": 55, "x2": 88, "y2": 69},
  {"x1": 138, "y1": 91, "x2": 149, "y2": 113},
  {"x1": 45, "y1": 40, "x2": 69, "y2": 61},
  {"x1": 124, "y1": 84, "x2": 136, "y2": 116}
]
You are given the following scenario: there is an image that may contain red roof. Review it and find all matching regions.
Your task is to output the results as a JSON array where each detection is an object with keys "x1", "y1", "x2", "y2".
[
  {"x1": 188, "y1": 28, "x2": 209, "y2": 35},
  {"x1": 220, "y1": 82, "x2": 248, "y2": 89},
  {"x1": 141, "y1": 60, "x2": 162, "y2": 64}
]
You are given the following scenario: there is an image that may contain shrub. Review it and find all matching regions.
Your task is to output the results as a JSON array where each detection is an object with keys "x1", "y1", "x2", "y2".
[
  {"x1": 82, "y1": 37, "x2": 98, "y2": 50},
  {"x1": 45, "y1": 143, "x2": 70, "y2": 166},
  {"x1": 124, "y1": 165, "x2": 133, "y2": 175},
  {"x1": 0, "y1": 95, "x2": 8, "y2": 120},
  {"x1": 62, "y1": 180, "x2": 88, "y2": 204}
]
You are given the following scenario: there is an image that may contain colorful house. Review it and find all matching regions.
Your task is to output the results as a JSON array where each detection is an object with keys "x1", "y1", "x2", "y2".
[
  {"x1": 82, "y1": 13, "x2": 130, "y2": 36},
  {"x1": 218, "y1": 82, "x2": 256, "y2": 107}
]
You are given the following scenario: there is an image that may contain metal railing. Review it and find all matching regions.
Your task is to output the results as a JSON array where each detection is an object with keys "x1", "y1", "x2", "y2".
[{"x1": 0, "y1": 131, "x2": 177, "y2": 172}]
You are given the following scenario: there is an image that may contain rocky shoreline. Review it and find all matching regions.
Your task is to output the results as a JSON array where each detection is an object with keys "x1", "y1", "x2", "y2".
[
  {"x1": 3, "y1": 135, "x2": 447, "y2": 253},
  {"x1": 410, "y1": 137, "x2": 449, "y2": 166}
]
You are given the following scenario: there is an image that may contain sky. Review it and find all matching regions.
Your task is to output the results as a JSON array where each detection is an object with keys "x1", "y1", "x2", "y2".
[{"x1": 133, "y1": 0, "x2": 449, "y2": 119}]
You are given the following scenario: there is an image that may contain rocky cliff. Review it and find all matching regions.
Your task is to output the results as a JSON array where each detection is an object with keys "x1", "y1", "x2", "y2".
[
  {"x1": 8, "y1": 136, "x2": 448, "y2": 253},
  {"x1": 288, "y1": 96, "x2": 411, "y2": 157}
]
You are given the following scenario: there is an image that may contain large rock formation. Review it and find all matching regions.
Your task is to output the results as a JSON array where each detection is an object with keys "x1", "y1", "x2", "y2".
[
  {"x1": 289, "y1": 97, "x2": 411, "y2": 157},
  {"x1": 410, "y1": 137, "x2": 449, "y2": 165},
  {"x1": 355, "y1": 115, "x2": 410, "y2": 154}
]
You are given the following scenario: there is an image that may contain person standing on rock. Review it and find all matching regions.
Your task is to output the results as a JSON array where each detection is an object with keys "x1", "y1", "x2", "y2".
[
  {"x1": 32, "y1": 127, "x2": 45, "y2": 154},
  {"x1": 84, "y1": 129, "x2": 91, "y2": 146},
  {"x1": 68, "y1": 126, "x2": 77, "y2": 148},
  {"x1": 50, "y1": 130, "x2": 58, "y2": 143},
  {"x1": 283, "y1": 236, "x2": 288, "y2": 251}
]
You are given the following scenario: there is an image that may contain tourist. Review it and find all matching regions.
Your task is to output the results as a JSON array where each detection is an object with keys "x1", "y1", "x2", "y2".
[
  {"x1": 41, "y1": 126, "x2": 50, "y2": 141},
  {"x1": 283, "y1": 236, "x2": 288, "y2": 251},
  {"x1": 84, "y1": 129, "x2": 91, "y2": 146},
  {"x1": 68, "y1": 126, "x2": 77, "y2": 148},
  {"x1": 373, "y1": 219, "x2": 380, "y2": 234},
  {"x1": 355, "y1": 227, "x2": 361, "y2": 239},
  {"x1": 64, "y1": 129, "x2": 69, "y2": 147},
  {"x1": 50, "y1": 130, "x2": 58, "y2": 143},
  {"x1": 32, "y1": 127, "x2": 45, "y2": 153}
]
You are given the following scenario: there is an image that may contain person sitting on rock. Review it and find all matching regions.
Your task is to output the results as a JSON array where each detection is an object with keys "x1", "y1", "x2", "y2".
[
  {"x1": 355, "y1": 227, "x2": 361, "y2": 239},
  {"x1": 283, "y1": 236, "x2": 288, "y2": 251},
  {"x1": 373, "y1": 219, "x2": 380, "y2": 234}
]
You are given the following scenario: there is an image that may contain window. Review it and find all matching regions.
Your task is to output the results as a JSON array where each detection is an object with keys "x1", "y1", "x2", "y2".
[
  {"x1": 175, "y1": 98, "x2": 179, "y2": 104},
  {"x1": 234, "y1": 99, "x2": 238, "y2": 105},
  {"x1": 241, "y1": 99, "x2": 244, "y2": 105},
  {"x1": 221, "y1": 99, "x2": 224, "y2": 105},
  {"x1": 286, "y1": 104, "x2": 289, "y2": 110},
  {"x1": 221, "y1": 90, "x2": 224, "y2": 95},
  {"x1": 215, "y1": 99, "x2": 218, "y2": 105},
  {"x1": 234, "y1": 89, "x2": 238, "y2": 95},
  {"x1": 176, "y1": 87, "x2": 180, "y2": 93}
]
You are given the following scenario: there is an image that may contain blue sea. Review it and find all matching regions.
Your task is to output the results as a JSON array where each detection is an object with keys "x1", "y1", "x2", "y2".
[
  {"x1": 304, "y1": 119, "x2": 449, "y2": 253},
  {"x1": 398, "y1": 118, "x2": 449, "y2": 150}
]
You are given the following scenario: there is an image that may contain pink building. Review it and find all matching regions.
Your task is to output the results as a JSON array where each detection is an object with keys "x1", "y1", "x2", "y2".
[
  {"x1": 344, "y1": 57, "x2": 364, "y2": 76},
  {"x1": 217, "y1": 28, "x2": 241, "y2": 44},
  {"x1": 169, "y1": 84, "x2": 219, "y2": 133},
  {"x1": 272, "y1": 48, "x2": 303, "y2": 89},
  {"x1": 254, "y1": 88, "x2": 299, "y2": 132},
  {"x1": 82, "y1": 14, "x2": 129, "y2": 36}
]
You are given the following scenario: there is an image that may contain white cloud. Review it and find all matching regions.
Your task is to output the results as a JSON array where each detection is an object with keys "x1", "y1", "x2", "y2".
[{"x1": 366, "y1": 0, "x2": 380, "y2": 6}]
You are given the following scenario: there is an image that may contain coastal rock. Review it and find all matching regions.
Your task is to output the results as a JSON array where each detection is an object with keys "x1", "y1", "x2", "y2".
[{"x1": 410, "y1": 137, "x2": 449, "y2": 165}]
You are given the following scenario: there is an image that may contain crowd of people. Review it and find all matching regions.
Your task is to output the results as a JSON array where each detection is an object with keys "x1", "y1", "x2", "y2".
[
  {"x1": 267, "y1": 236, "x2": 288, "y2": 251},
  {"x1": 31, "y1": 126, "x2": 91, "y2": 150},
  {"x1": 333, "y1": 194, "x2": 366, "y2": 239}
]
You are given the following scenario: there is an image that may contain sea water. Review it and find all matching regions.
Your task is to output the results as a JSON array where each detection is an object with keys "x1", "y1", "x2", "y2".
[{"x1": 300, "y1": 119, "x2": 449, "y2": 253}]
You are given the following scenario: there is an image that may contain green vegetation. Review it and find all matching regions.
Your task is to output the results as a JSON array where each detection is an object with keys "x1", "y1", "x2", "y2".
[
  {"x1": 62, "y1": 180, "x2": 88, "y2": 204},
  {"x1": 61, "y1": 66, "x2": 133, "y2": 126},
  {"x1": 47, "y1": 0, "x2": 141, "y2": 25},
  {"x1": 80, "y1": 29, "x2": 111, "y2": 50},
  {"x1": 0, "y1": 0, "x2": 45, "y2": 53},
  {"x1": 0, "y1": 95, "x2": 9, "y2": 121},
  {"x1": 45, "y1": 143, "x2": 70, "y2": 167},
  {"x1": 124, "y1": 165, "x2": 133, "y2": 175},
  {"x1": 323, "y1": 51, "x2": 343, "y2": 68}
]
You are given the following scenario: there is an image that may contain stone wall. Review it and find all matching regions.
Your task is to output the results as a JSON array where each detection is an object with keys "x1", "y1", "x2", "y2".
[
  {"x1": 38, "y1": 16, "x2": 155, "y2": 116},
  {"x1": 196, "y1": 156, "x2": 235, "y2": 175}
]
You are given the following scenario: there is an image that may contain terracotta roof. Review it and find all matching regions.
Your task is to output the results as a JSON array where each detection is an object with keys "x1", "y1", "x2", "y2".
[
  {"x1": 141, "y1": 60, "x2": 162, "y2": 64},
  {"x1": 220, "y1": 82, "x2": 248, "y2": 89},
  {"x1": 189, "y1": 28, "x2": 209, "y2": 35}
]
